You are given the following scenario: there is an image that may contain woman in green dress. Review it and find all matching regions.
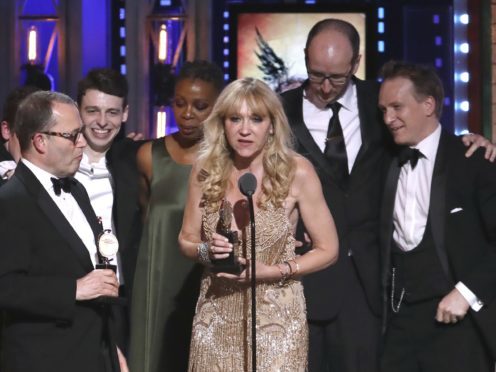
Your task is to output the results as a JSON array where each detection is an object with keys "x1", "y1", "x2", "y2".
[{"x1": 129, "y1": 61, "x2": 224, "y2": 372}]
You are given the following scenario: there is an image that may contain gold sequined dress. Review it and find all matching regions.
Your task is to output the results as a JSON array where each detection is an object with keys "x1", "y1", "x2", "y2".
[{"x1": 188, "y1": 206, "x2": 308, "y2": 372}]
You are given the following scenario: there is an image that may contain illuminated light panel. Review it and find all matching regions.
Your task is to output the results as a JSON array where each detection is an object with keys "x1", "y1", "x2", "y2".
[
  {"x1": 378, "y1": 7, "x2": 385, "y2": 19},
  {"x1": 156, "y1": 110, "x2": 167, "y2": 138},
  {"x1": 158, "y1": 24, "x2": 168, "y2": 62},
  {"x1": 459, "y1": 43, "x2": 469, "y2": 53},
  {"x1": 378, "y1": 22, "x2": 384, "y2": 34},
  {"x1": 378, "y1": 40, "x2": 385, "y2": 53},
  {"x1": 459, "y1": 14, "x2": 469, "y2": 24},
  {"x1": 460, "y1": 101, "x2": 470, "y2": 112},
  {"x1": 459, "y1": 72, "x2": 469, "y2": 82},
  {"x1": 27, "y1": 26, "x2": 37, "y2": 64}
]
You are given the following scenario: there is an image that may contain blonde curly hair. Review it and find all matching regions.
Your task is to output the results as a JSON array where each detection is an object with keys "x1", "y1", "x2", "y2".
[{"x1": 197, "y1": 78, "x2": 295, "y2": 210}]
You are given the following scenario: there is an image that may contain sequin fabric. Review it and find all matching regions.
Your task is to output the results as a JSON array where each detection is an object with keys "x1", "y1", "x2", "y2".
[{"x1": 188, "y1": 206, "x2": 308, "y2": 372}]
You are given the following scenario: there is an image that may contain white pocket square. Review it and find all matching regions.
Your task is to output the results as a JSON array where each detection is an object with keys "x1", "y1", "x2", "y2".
[{"x1": 450, "y1": 207, "x2": 463, "y2": 214}]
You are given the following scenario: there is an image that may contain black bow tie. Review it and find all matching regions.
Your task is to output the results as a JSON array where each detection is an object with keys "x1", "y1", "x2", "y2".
[
  {"x1": 51, "y1": 177, "x2": 75, "y2": 196},
  {"x1": 398, "y1": 147, "x2": 424, "y2": 169}
]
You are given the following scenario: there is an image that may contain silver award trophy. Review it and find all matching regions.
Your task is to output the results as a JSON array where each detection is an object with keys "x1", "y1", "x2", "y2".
[
  {"x1": 96, "y1": 229, "x2": 119, "y2": 272},
  {"x1": 211, "y1": 199, "x2": 244, "y2": 274}
]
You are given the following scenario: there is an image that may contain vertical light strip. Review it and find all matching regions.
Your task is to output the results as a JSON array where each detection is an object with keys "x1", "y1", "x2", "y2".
[
  {"x1": 119, "y1": 5, "x2": 126, "y2": 75},
  {"x1": 158, "y1": 24, "x2": 168, "y2": 62},
  {"x1": 377, "y1": 8, "x2": 385, "y2": 53},
  {"x1": 156, "y1": 109, "x2": 167, "y2": 138},
  {"x1": 27, "y1": 26, "x2": 38, "y2": 64},
  {"x1": 453, "y1": 0, "x2": 469, "y2": 134},
  {"x1": 223, "y1": 9, "x2": 230, "y2": 81}
]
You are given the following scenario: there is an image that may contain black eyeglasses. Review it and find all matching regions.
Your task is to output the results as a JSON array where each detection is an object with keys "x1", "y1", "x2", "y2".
[
  {"x1": 39, "y1": 127, "x2": 84, "y2": 145},
  {"x1": 307, "y1": 68, "x2": 353, "y2": 86}
]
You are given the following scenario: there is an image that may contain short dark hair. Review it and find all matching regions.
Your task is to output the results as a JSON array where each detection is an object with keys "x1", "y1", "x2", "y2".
[
  {"x1": 380, "y1": 60, "x2": 445, "y2": 119},
  {"x1": 15, "y1": 91, "x2": 77, "y2": 152},
  {"x1": 305, "y1": 18, "x2": 360, "y2": 65},
  {"x1": 176, "y1": 60, "x2": 224, "y2": 94},
  {"x1": 2, "y1": 86, "x2": 41, "y2": 131},
  {"x1": 77, "y1": 68, "x2": 128, "y2": 107}
]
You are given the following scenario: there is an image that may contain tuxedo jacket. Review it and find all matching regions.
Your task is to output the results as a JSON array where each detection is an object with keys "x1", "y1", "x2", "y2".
[
  {"x1": 380, "y1": 131, "x2": 496, "y2": 359},
  {"x1": 281, "y1": 78, "x2": 392, "y2": 320},
  {"x1": 0, "y1": 162, "x2": 117, "y2": 372},
  {"x1": 105, "y1": 138, "x2": 143, "y2": 294}
]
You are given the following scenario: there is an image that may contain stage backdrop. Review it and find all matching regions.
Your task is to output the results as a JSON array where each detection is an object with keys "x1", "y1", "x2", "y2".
[{"x1": 235, "y1": 12, "x2": 366, "y2": 92}]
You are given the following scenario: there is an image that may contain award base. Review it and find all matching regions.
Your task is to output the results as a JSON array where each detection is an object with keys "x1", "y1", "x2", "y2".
[
  {"x1": 96, "y1": 263, "x2": 117, "y2": 273},
  {"x1": 211, "y1": 230, "x2": 244, "y2": 275},
  {"x1": 211, "y1": 254, "x2": 245, "y2": 275}
]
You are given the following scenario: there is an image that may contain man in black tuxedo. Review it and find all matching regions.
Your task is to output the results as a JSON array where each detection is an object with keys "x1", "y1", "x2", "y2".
[
  {"x1": 0, "y1": 91, "x2": 123, "y2": 371},
  {"x1": 378, "y1": 61, "x2": 496, "y2": 372},
  {"x1": 75, "y1": 68, "x2": 143, "y2": 352},
  {"x1": 281, "y1": 19, "x2": 496, "y2": 372}
]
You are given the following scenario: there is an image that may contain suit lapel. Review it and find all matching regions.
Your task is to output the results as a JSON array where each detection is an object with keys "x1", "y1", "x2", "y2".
[
  {"x1": 285, "y1": 85, "x2": 336, "y2": 177},
  {"x1": 71, "y1": 179, "x2": 102, "y2": 242},
  {"x1": 429, "y1": 132, "x2": 453, "y2": 282},
  {"x1": 380, "y1": 156, "x2": 401, "y2": 289},
  {"x1": 16, "y1": 162, "x2": 95, "y2": 272},
  {"x1": 353, "y1": 78, "x2": 382, "y2": 169}
]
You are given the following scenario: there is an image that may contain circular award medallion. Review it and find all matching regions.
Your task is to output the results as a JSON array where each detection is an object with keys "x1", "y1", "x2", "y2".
[{"x1": 98, "y1": 230, "x2": 119, "y2": 258}]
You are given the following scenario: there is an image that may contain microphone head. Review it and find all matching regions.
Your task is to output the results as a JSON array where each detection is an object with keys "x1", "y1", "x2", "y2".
[{"x1": 238, "y1": 172, "x2": 257, "y2": 197}]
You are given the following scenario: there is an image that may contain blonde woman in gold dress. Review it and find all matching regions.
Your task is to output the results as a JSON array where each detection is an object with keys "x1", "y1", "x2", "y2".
[{"x1": 179, "y1": 78, "x2": 339, "y2": 371}]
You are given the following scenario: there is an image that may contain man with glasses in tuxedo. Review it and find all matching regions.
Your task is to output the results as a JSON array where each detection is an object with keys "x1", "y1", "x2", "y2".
[
  {"x1": 281, "y1": 18, "x2": 496, "y2": 372},
  {"x1": 0, "y1": 91, "x2": 124, "y2": 371}
]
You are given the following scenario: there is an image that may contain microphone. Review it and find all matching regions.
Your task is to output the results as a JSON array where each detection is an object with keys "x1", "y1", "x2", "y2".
[
  {"x1": 238, "y1": 172, "x2": 258, "y2": 372},
  {"x1": 238, "y1": 173, "x2": 257, "y2": 197}
]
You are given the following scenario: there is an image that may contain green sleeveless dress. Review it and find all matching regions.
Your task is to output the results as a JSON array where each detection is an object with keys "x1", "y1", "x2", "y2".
[{"x1": 129, "y1": 138, "x2": 203, "y2": 372}]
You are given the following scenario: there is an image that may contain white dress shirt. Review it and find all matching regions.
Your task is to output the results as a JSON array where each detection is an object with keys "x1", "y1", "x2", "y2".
[
  {"x1": 303, "y1": 81, "x2": 362, "y2": 173},
  {"x1": 75, "y1": 152, "x2": 123, "y2": 283},
  {"x1": 0, "y1": 160, "x2": 16, "y2": 180},
  {"x1": 22, "y1": 158, "x2": 99, "y2": 267},
  {"x1": 392, "y1": 125, "x2": 482, "y2": 311}
]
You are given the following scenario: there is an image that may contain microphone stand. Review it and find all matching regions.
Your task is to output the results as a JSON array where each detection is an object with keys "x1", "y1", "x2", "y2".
[
  {"x1": 238, "y1": 172, "x2": 257, "y2": 372},
  {"x1": 246, "y1": 192, "x2": 257, "y2": 372}
]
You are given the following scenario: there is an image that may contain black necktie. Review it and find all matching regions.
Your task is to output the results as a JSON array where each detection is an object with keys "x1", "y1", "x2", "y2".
[
  {"x1": 51, "y1": 177, "x2": 75, "y2": 196},
  {"x1": 398, "y1": 147, "x2": 423, "y2": 169},
  {"x1": 324, "y1": 102, "x2": 349, "y2": 184}
]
